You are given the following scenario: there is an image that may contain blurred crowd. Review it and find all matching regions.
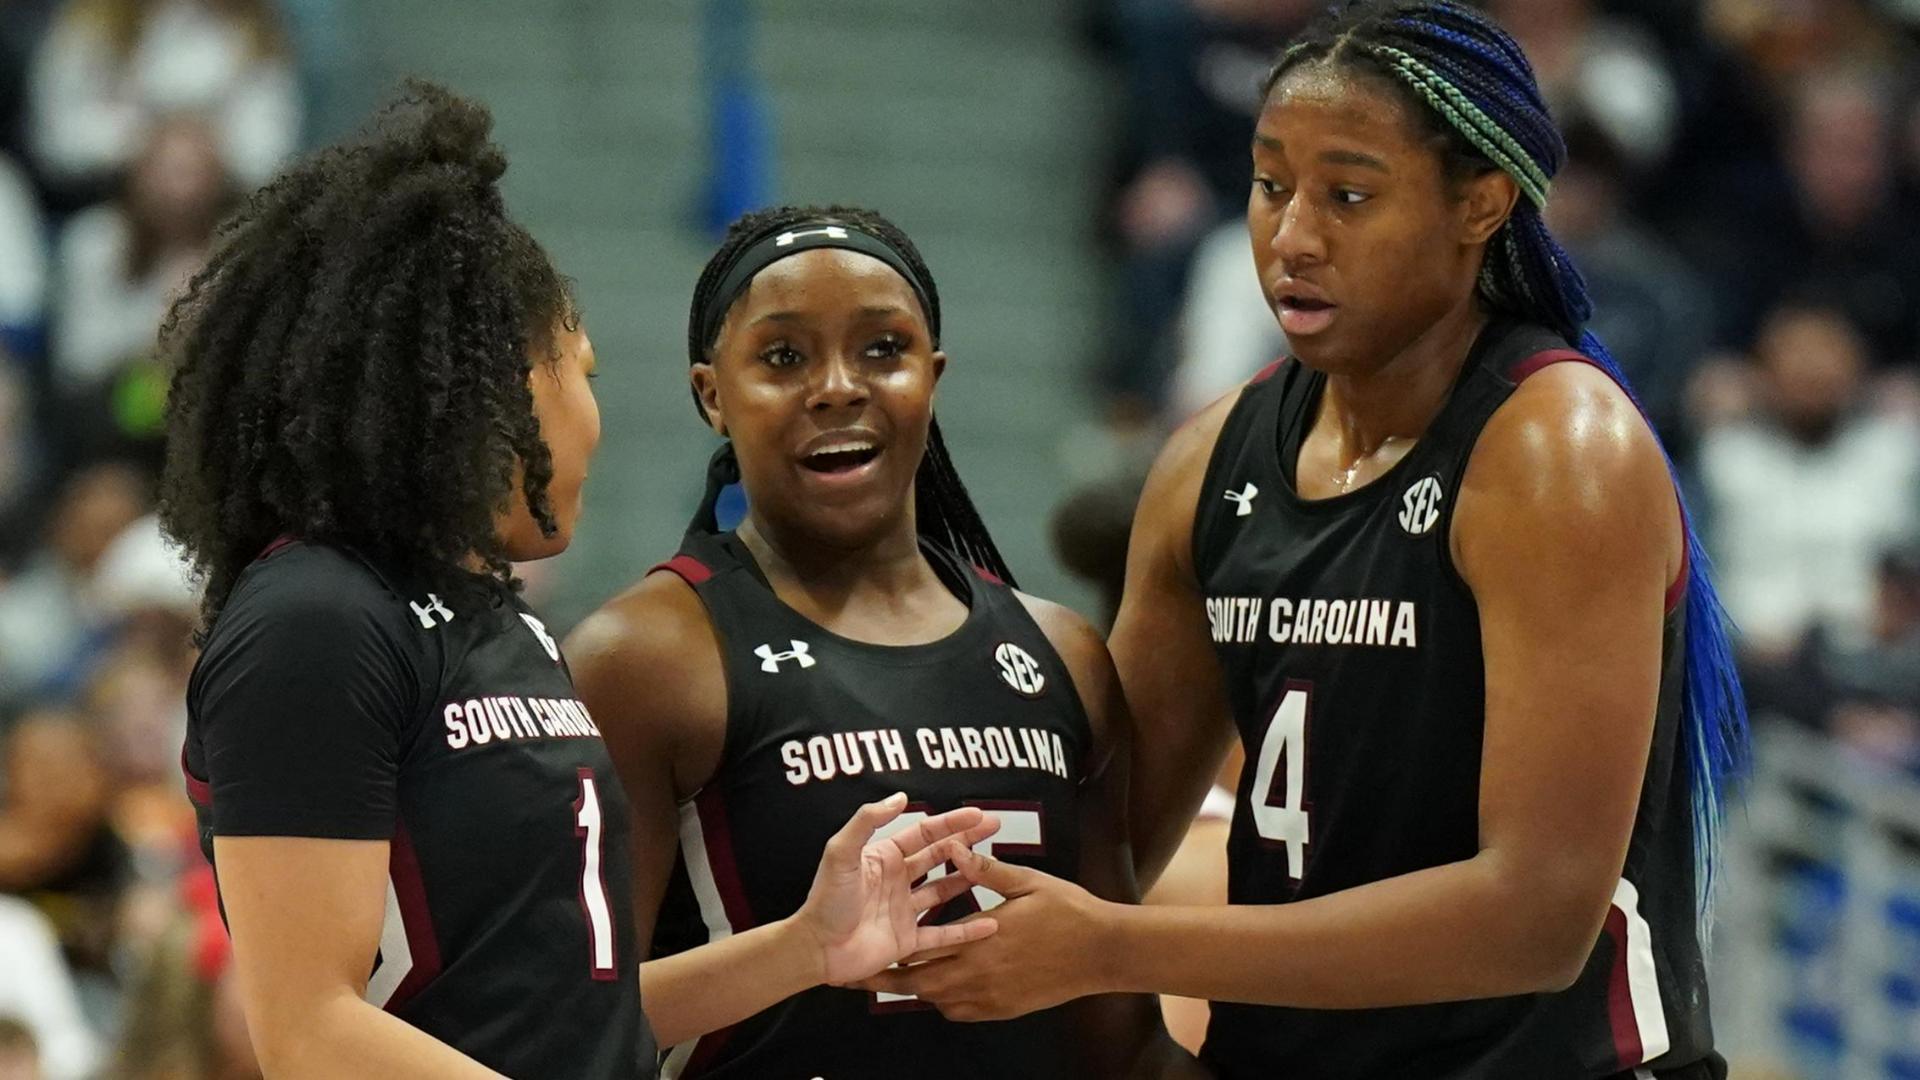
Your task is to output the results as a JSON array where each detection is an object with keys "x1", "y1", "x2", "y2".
[
  {"x1": 1072, "y1": 0, "x2": 1920, "y2": 782},
  {"x1": 3, "y1": 0, "x2": 1920, "y2": 1077},
  {"x1": 0, "y1": 1, "x2": 319, "y2": 1076}
]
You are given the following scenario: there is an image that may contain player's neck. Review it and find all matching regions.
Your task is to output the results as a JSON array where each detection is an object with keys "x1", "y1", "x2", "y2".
[
  {"x1": 738, "y1": 512, "x2": 943, "y2": 608},
  {"x1": 1321, "y1": 301, "x2": 1487, "y2": 455}
]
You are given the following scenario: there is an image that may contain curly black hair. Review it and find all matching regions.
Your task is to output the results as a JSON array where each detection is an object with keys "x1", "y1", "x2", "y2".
[
  {"x1": 158, "y1": 80, "x2": 575, "y2": 638},
  {"x1": 686, "y1": 204, "x2": 1015, "y2": 586}
]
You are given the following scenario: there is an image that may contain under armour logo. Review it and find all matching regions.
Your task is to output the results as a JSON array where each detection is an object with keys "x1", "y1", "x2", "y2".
[
  {"x1": 756, "y1": 640, "x2": 817, "y2": 673},
  {"x1": 409, "y1": 593, "x2": 454, "y2": 629},
  {"x1": 776, "y1": 225, "x2": 848, "y2": 247},
  {"x1": 520, "y1": 613, "x2": 560, "y2": 662},
  {"x1": 1399, "y1": 476, "x2": 1444, "y2": 536},
  {"x1": 1225, "y1": 483, "x2": 1260, "y2": 517}
]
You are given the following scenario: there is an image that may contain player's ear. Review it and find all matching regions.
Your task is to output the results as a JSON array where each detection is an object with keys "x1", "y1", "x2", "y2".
[
  {"x1": 1458, "y1": 169, "x2": 1519, "y2": 246},
  {"x1": 691, "y1": 362, "x2": 726, "y2": 436}
]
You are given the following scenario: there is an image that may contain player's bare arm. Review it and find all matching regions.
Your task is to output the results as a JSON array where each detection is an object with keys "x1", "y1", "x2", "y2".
[{"x1": 1112, "y1": 391, "x2": 1241, "y2": 890}]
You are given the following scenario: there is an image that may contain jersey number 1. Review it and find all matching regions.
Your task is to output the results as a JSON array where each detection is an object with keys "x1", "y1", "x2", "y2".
[
  {"x1": 574, "y1": 770, "x2": 617, "y2": 980},
  {"x1": 1252, "y1": 683, "x2": 1312, "y2": 880}
]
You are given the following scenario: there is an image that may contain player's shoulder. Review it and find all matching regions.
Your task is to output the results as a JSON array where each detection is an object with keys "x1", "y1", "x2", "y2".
[
  {"x1": 1459, "y1": 356, "x2": 1677, "y2": 582},
  {"x1": 1475, "y1": 357, "x2": 1667, "y2": 504},
  {"x1": 1133, "y1": 365, "x2": 1277, "y2": 578},
  {"x1": 1010, "y1": 592, "x2": 1108, "y2": 680},
  {"x1": 1153, "y1": 368, "x2": 1268, "y2": 486},
  {"x1": 214, "y1": 540, "x2": 422, "y2": 642},
  {"x1": 564, "y1": 563, "x2": 724, "y2": 710},
  {"x1": 195, "y1": 542, "x2": 433, "y2": 702}
]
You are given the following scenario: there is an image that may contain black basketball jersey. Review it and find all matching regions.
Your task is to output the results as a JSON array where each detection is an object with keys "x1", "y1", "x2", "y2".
[
  {"x1": 1190, "y1": 321, "x2": 1718, "y2": 1079},
  {"x1": 648, "y1": 531, "x2": 1092, "y2": 1080},
  {"x1": 183, "y1": 541, "x2": 653, "y2": 1078}
]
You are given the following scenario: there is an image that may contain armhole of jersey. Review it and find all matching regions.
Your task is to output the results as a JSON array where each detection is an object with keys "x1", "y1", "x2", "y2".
[
  {"x1": 645, "y1": 554, "x2": 738, "y2": 797},
  {"x1": 181, "y1": 747, "x2": 211, "y2": 807},
  {"x1": 1455, "y1": 349, "x2": 1688, "y2": 613},
  {"x1": 1190, "y1": 359, "x2": 1288, "y2": 583}
]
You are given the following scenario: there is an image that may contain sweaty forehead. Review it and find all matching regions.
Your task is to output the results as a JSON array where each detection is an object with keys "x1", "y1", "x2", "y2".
[
  {"x1": 736, "y1": 248, "x2": 922, "y2": 319},
  {"x1": 1261, "y1": 62, "x2": 1423, "y2": 147}
]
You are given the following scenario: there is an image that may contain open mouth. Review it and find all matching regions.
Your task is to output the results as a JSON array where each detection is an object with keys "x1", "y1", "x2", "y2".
[
  {"x1": 1279, "y1": 295, "x2": 1333, "y2": 313},
  {"x1": 1275, "y1": 291, "x2": 1338, "y2": 336},
  {"x1": 801, "y1": 443, "x2": 881, "y2": 474}
]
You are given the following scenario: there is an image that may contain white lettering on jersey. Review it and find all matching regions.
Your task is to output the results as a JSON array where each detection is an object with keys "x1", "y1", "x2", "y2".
[
  {"x1": 441, "y1": 696, "x2": 602, "y2": 750},
  {"x1": 1208, "y1": 595, "x2": 1420, "y2": 649},
  {"x1": 778, "y1": 725, "x2": 1072, "y2": 785},
  {"x1": 409, "y1": 593, "x2": 454, "y2": 629},
  {"x1": 1398, "y1": 475, "x2": 1444, "y2": 535},
  {"x1": 519, "y1": 612, "x2": 560, "y2": 662},
  {"x1": 993, "y1": 642, "x2": 1047, "y2": 696},
  {"x1": 755, "y1": 640, "x2": 816, "y2": 673}
]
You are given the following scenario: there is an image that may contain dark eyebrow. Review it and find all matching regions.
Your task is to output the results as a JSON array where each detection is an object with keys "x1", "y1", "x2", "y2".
[
  {"x1": 1253, "y1": 133, "x2": 1284, "y2": 152},
  {"x1": 748, "y1": 311, "x2": 808, "y2": 327},
  {"x1": 1320, "y1": 149, "x2": 1390, "y2": 172}
]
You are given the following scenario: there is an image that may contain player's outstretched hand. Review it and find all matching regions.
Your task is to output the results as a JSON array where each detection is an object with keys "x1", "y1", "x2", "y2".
[
  {"x1": 851, "y1": 840, "x2": 1111, "y2": 1020},
  {"x1": 797, "y1": 793, "x2": 1003, "y2": 987}
]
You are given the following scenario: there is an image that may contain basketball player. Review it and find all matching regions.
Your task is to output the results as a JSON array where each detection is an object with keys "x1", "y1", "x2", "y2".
[
  {"x1": 164, "y1": 89, "x2": 999, "y2": 1079},
  {"x1": 862, "y1": 4, "x2": 1748, "y2": 1077},
  {"x1": 566, "y1": 206, "x2": 1195, "y2": 1078}
]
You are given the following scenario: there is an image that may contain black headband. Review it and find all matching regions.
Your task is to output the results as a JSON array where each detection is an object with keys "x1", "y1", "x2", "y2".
[{"x1": 694, "y1": 220, "x2": 939, "y2": 357}]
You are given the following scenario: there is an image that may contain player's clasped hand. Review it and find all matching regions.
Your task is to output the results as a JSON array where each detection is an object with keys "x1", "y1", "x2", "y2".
[
  {"x1": 797, "y1": 793, "x2": 1005, "y2": 987},
  {"x1": 852, "y1": 840, "x2": 1110, "y2": 1021}
]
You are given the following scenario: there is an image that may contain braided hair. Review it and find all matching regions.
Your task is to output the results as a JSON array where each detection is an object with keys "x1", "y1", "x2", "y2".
[
  {"x1": 686, "y1": 205, "x2": 1016, "y2": 586},
  {"x1": 1268, "y1": 1, "x2": 1748, "y2": 910},
  {"x1": 159, "y1": 80, "x2": 575, "y2": 640}
]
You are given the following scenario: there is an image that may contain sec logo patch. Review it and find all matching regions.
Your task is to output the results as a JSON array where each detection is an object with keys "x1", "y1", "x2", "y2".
[{"x1": 994, "y1": 642, "x2": 1046, "y2": 697}]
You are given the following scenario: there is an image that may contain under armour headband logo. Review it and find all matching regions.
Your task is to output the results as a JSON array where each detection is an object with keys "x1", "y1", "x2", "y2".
[{"x1": 776, "y1": 226, "x2": 849, "y2": 246}]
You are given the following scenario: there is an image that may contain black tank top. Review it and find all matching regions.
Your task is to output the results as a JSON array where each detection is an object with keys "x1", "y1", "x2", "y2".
[
  {"x1": 649, "y1": 530, "x2": 1092, "y2": 1079},
  {"x1": 1190, "y1": 320, "x2": 1718, "y2": 1079}
]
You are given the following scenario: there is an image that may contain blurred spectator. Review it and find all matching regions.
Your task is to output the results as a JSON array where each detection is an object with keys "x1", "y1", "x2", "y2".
[
  {"x1": 27, "y1": 0, "x2": 300, "y2": 193},
  {"x1": 1485, "y1": 0, "x2": 1682, "y2": 170},
  {"x1": 1696, "y1": 303, "x2": 1920, "y2": 656},
  {"x1": 0, "y1": 1018, "x2": 36, "y2": 1080},
  {"x1": 51, "y1": 117, "x2": 233, "y2": 473},
  {"x1": 85, "y1": 647, "x2": 193, "y2": 871},
  {"x1": 89, "y1": 514, "x2": 198, "y2": 678},
  {"x1": 0, "y1": 0, "x2": 63, "y2": 165},
  {"x1": 1050, "y1": 466, "x2": 1149, "y2": 628},
  {"x1": 0, "y1": 897, "x2": 99, "y2": 1080},
  {"x1": 0, "y1": 154, "x2": 45, "y2": 367},
  {"x1": 1165, "y1": 220, "x2": 1280, "y2": 421},
  {"x1": 0, "y1": 463, "x2": 149, "y2": 706},
  {"x1": 1694, "y1": 67, "x2": 1920, "y2": 357},
  {"x1": 1705, "y1": 0, "x2": 1908, "y2": 87},
  {"x1": 0, "y1": 367, "x2": 41, "y2": 572},
  {"x1": 0, "y1": 708, "x2": 129, "y2": 979},
  {"x1": 1817, "y1": 544, "x2": 1920, "y2": 772},
  {"x1": 109, "y1": 867, "x2": 258, "y2": 1080},
  {"x1": 1545, "y1": 120, "x2": 1715, "y2": 450},
  {"x1": 1090, "y1": 0, "x2": 1306, "y2": 415}
]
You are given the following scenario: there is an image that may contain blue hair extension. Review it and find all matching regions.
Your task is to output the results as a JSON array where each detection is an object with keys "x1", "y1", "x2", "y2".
[{"x1": 1272, "y1": 0, "x2": 1750, "y2": 915}]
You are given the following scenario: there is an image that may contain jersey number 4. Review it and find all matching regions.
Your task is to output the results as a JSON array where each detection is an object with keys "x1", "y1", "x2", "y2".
[
  {"x1": 574, "y1": 770, "x2": 618, "y2": 980},
  {"x1": 1252, "y1": 682, "x2": 1312, "y2": 880}
]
